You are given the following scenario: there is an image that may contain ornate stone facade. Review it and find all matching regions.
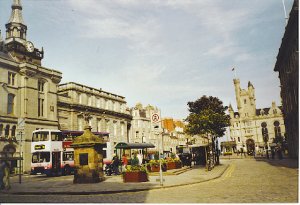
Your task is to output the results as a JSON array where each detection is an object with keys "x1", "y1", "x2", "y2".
[
  {"x1": 229, "y1": 79, "x2": 285, "y2": 154},
  {"x1": 129, "y1": 103, "x2": 160, "y2": 152},
  {"x1": 0, "y1": 0, "x2": 62, "y2": 172},
  {"x1": 57, "y1": 82, "x2": 132, "y2": 160},
  {"x1": 274, "y1": 0, "x2": 298, "y2": 159}
]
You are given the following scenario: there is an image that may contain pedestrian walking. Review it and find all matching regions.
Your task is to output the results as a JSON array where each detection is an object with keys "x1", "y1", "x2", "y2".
[
  {"x1": 0, "y1": 161, "x2": 11, "y2": 190},
  {"x1": 277, "y1": 145, "x2": 283, "y2": 160},
  {"x1": 0, "y1": 161, "x2": 5, "y2": 190},
  {"x1": 271, "y1": 148, "x2": 275, "y2": 159},
  {"x1": 187, "y1": 153, "x2": 192, "y2": 168}
]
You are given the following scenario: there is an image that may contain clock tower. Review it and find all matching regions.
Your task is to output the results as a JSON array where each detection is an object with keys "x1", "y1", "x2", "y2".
[{"x1": 4, "y1": 0, "x2": 43, "y2": 65}]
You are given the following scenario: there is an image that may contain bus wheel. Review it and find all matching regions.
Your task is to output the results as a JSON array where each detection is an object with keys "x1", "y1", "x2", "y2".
[{"x1": 64, "y1": 166, "x2": 71, "y2": 175}]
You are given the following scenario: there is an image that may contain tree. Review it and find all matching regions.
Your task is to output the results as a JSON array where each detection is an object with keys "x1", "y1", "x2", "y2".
[{"x1": 185, "y1": 96, "x2": 230, "y2": 167}]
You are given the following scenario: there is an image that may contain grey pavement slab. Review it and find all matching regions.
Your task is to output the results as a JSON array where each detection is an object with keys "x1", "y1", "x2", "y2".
[{"x1": 1, "y1": 161, "x2": 230, "y2": 195}]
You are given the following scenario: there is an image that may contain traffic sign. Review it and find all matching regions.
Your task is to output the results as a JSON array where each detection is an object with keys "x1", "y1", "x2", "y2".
[
  {"x1": 151, "y1": 113, "x2": 160, "y2": 123},
  {"x1": 17, "y1": 118, "x2": 25, "y2": 130}
]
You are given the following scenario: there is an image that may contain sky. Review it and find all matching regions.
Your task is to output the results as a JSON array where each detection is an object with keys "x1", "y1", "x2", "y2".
[{"x1": 0, "y1": 0, "x2": 294, "y2": 120}]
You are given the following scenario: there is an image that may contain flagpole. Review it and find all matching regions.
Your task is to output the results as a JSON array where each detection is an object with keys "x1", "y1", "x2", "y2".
[
  {"x1": 232, "y1": 67, "x2": 237, "y2": 79},
  {"x1": 282, "y1": 0, "x2": 288, "y2": 25},
  {"x1": 234, "y1": 69, "x2": 237, "y2": 79}
]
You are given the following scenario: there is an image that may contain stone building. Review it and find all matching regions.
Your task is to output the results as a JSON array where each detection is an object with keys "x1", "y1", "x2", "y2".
[
  {"x1": 274, "y1": 0, "x2": 298, "y2": 159},
  {"x1": 129, "y1": 103, "x2": 160, "y2": 152},
  {"x1": 162, "y1": 118, "x2": 187, "y2": 153},
  {"x1": 229, "y1": 79, "x2": 285, "y2": 154},
  {"x1": 129, "y1": 104, "x2": 189, "y2": 155},
  {"x1": 57, "y1": 82, "x2": 132, "y2": 159},
  {"x1": 0, "y1": 0, "x2": 62, "y2": 172}
]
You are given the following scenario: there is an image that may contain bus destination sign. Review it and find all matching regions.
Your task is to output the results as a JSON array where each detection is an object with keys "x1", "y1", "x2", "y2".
[{"x1": 35, "y1": 144, "x2": 45, "y2": 150}]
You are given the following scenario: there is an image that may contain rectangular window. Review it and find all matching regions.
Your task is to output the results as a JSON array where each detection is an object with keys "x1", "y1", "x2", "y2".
[
  {"x1": 32, "y1": 152, "x2": 50, "y2": 163},
  {"x1": 63, "y1": 151, "x2": 74, "y2": 161},
  {"x1": 8, "y1": 72, "x2": 16, "y2": 86},
  {"x1": 38, "y1": 81, "x2": 44, "y2": 92},
  {"x1": 7, "y1": 94, "x2": 15, "y2": 114},
  {"x1": 38, "y1": 98, "x2": 44, "y2": 117},
  {"x1": 32, "y1": 131, "x2": 49, "y2": 142},
  {"x1": 51, "y1": 132, "x2": 63, "y2": 141}
]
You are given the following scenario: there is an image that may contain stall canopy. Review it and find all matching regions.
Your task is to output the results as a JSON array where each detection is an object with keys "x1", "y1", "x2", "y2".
[{"x1": 115, "y1": 142, "x2": 155, "y2": 149}]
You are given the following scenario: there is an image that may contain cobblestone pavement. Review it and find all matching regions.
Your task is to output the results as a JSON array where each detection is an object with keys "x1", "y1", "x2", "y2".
[
  {"x1": 145, "y1": 158, "x2": 298, "y2": 203},
  {"x1": 1, "y1": 158, "x2": 298, "y2": 203}
]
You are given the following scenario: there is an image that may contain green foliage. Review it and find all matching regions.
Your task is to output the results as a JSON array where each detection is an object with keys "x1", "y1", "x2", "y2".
[
  {"x1": 185, "y1": 95, "x2": 230, "y2": 137},
  {"x1": 123, "y1": 165, "x2": 148, "y2": 173},
  {"x1": 154, "y1": 152, "x2": 159, "y2": 160},
  {"x1": 131, "y1": 154, "x2": 139, "y2": 166}
]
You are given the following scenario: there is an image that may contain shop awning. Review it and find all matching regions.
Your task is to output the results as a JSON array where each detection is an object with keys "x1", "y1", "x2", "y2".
[{"x1": 115, "y1": 142, "x2": 155, "y2": 149}]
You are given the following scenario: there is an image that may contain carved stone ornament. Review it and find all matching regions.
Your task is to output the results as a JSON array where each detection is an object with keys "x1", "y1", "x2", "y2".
[{"x1": 19, "y1": 67, "x2": 36, "y2": 77}]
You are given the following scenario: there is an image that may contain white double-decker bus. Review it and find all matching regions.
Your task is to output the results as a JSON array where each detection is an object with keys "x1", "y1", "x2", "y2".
[
  {"x1": 31, "y1": 129, "x2": 109, "y2": 176},
  {"x1": 31, "y1": 129, "x2": 74, "y2": 176}
]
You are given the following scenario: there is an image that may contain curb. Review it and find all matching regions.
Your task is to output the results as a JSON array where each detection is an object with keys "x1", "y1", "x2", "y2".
[{"x1": 2, "y1": 164, "x2": 230, "y2": 195}]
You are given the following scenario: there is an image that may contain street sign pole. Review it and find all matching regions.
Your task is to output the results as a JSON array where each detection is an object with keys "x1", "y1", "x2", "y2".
[
  {"x1": 159, "y1": 131, "x2": 163, "y2": 186},
  {"x1": 17, "y1": 118, "x2": 25, "y2": 184},
  {"x1": 151, "y1": 111, "x2": 164, "y2": 186}
]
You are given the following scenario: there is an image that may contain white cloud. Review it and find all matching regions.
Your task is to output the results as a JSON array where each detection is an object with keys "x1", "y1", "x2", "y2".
[{"x1": 36, "y1": 0, "x2": 290, "y2": 119}]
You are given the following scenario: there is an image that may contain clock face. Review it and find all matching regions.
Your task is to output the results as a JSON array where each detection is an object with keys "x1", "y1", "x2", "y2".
[{"x1": 25, "y1": 41, "x2": 34, "y2": 52}]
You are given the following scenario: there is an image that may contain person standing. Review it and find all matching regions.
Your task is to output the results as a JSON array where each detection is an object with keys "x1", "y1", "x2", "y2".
[
  {"x1": 121, "y1": 154, "x2": 128, "y2": 171},
  {"x1": 137, "y1": 152, "x2": 143, "y2": 165},
  {"x1": 111, "y1": 155, "x2": 120, "y2": 175}
]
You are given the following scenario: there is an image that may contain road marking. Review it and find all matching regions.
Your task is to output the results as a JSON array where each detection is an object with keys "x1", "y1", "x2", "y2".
[{"x1": 224, "y1": 164, "x2": 235, "y2": 178}]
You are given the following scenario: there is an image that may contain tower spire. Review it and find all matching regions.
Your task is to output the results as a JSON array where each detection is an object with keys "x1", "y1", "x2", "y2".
[
  {"x1": 8, "y1": 0, "x2": 25, "y2": 25},
  {"x1": 5, "y1": 0, "x2": 27, "y2": 41}
]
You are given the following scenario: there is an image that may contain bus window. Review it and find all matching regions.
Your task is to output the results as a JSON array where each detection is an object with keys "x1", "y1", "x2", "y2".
[
  {"x1": 32, "y1": 152, "x2": 50, "y2": 163},
  {"x1": 32, "y1": 131, "x2": 49, "y2": 141},
  {"x1": 32, "y1": 133, "x2": 39, "y2": 142},
  {"x1": 41, "y1": 132, "x2": 49, "y2": 141},
  {"x1": 51, "y1": 132, "x2": 63, "y2": 141},
  {"x1": 63, "y1": 151, "x2": 74, "y2": 161}
]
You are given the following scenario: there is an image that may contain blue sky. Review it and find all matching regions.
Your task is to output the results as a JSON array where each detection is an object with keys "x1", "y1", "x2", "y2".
[{"x1": 0, "y1": 0, "x2": 294, "y2": 120}]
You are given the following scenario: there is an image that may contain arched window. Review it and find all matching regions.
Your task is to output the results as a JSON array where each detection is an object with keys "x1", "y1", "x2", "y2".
[
  {"x1": 5, "y1": 125, "x2": 10, "y2": 138},
  {"x1": 11, "y1": 125, "x2": 16, "y2": 138},
  {"x1": 274, "y1": 121, "x2": 281, "y2": 138},
  {"x1": 261, "y1": 122, "x2": 269, "y2": 142}
]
